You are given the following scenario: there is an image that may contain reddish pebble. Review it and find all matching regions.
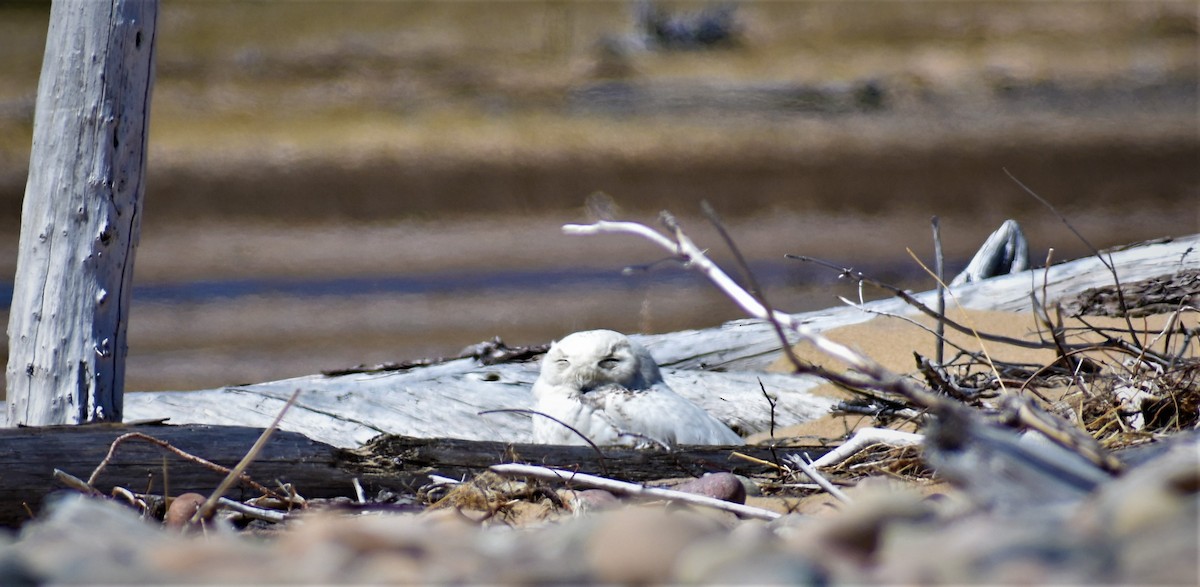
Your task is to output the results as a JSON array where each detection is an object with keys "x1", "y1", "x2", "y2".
[
  {"x1": 164, "y1": 492, "x2": 209, "y2": 529},
  {"x1": 673, "y1": 473, "x2": 747, "y2": 504},
  {"x1": 574, "y1": 489, "x2": 620, "y2": 512}
]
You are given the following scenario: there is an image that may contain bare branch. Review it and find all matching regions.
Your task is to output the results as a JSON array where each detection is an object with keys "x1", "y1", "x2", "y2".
[
  {"x1": 88, "y1": 433, "x2": 278, "y2": 498},
  {"x1": 701, "y1": 201, "x2": 809, "y2": 374},
  {"x1": 1003, "y1": 168, "x2": 1143, "y2": 349}
]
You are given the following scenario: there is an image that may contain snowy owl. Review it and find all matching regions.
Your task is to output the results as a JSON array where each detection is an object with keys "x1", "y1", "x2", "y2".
[{"x1": 531, "y1": 329, "x2": 743, "y2": 448}]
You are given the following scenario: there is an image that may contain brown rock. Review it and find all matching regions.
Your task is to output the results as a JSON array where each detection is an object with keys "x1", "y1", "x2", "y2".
[
  {"x1": 163, "y1": 493, "x2": 208, "y2": 529},
  {"x1": 671, "y1": 473, "x2": 747, "y2": 504},
  {"x1": 564, "y1": 489, "x2": 621, "y2": 514}
]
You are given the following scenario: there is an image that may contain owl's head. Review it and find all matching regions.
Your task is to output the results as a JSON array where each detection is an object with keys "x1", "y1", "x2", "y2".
[{"x1": 539, "y1": 329, "x2": 662, "y2": 392}]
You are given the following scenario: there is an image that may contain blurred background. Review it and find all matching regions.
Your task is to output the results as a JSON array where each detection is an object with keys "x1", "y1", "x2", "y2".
[{"x1": 0, "y1": 0, "x2": 1196, "y2": 393}]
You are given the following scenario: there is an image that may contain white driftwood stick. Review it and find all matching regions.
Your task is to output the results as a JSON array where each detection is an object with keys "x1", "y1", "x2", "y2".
[
  {"x1": 566, "y1": 220, "x2": 951, "y2": 414},
  {"x1": 489, "y1": 463, "x2": 783, "y2": 521},
  {"x1": 217, "y1": 497, "x2": 287, "y2": 524},
  {"x1": 806, "y1": 427, "x2": 924, "y2": 469},
  {"x1": 566, "y1": 221, "x2": 885, "y2": 379},
  {"x1": 784, "y1": 454, "x2": 852, "y2": 504}
]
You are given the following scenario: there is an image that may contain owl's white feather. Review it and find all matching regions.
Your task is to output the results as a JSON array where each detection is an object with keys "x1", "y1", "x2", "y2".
[{"x1": 531, "y1": 329, "x2": 743, "y2": 448}]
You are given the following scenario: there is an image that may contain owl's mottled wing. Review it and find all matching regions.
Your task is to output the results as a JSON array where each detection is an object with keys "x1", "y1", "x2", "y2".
[
  {"x1": 530, "y1": 380, "x2": 626, "y2": 445},
  {"x1": 593, "y1": 381, "x2": 744, "y2": 447}
]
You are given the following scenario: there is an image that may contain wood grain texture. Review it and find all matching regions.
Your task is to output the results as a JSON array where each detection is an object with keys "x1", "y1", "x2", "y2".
[
  {"x1": 0, "y1": 422, "x2": 344, "y2": 527},
  {"x1": 6, "y1": 0, "x2": 157, "y2": 425},
  {"x1": 344, "y1": 434, "x2": 820, "y2": 486}
]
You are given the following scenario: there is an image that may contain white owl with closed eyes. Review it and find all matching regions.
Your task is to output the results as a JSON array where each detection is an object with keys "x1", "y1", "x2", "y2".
[{"x1": 531, "y1": 329, "x2": 743, "y2": 448}]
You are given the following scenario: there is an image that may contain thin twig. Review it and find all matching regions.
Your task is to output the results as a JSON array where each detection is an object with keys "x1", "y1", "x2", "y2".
[
  {"x1": 730, "y1": 450, "x2": 786, "y2": 471},
  {"x1": 87, "y1": 433, "x2": 278, "y2": 497},
  {"x1": 836, "y1": 295, "x2": 977, "y2": 357},
  {"x1": 906, "y1": 247, "x2": 1011, "y2": 396},
  {"x1": 791, "y1": 254, "x2": 1059, "y2": 351},
  {"x1": 759, "y1": 379, "x2": 778, "y2": 440},
  {"x1": 489, "y1": 463, "x2": 782, "y2": 520},
  {"x1": 700, "y1": 202, "x2": 807, "y2": 373},
  {"x1": 479, "y1": 408, "x2": 609, "y2": 475},
  {"x1": 757, "y1": 379, "x2": 783, "y2": 469},
  {"x1": 162, "y1": 456, "x2": 170, "y2": 505},
  {"x1": 1003, "y1": 168, "x2": 1143, "y2": 349},
  {"x1": 192, "y1": 389, "x2": 303, "y2": 524},
  {"x1": 54, "y1": 469, "x2": 102, "y2": 496}
]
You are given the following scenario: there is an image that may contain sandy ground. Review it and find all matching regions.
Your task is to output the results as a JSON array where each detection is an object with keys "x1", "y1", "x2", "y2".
[{"x1": 745, "y1": 307, "x2": 1197, "y2": 445}]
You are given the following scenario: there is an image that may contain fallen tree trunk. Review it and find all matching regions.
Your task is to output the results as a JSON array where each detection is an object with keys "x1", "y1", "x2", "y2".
[{"x1": 0, "y1": 422, "x2": 814, "y2": 528}]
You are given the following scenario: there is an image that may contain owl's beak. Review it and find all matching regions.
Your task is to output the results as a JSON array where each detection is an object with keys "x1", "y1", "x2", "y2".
[
  {"x1": 576, "y1": 378, "x2": 598, "y2": 393},
  {"x1": 574, "y1": 365, "x2": 603, "y2": 393}
]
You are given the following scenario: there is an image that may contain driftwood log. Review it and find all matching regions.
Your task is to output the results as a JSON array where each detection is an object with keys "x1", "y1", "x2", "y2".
[
  {"x1": 99, "y1": 233, "x2": 1200, "y2": 448},
  {"x1": 0, "y1": 422, "x2": 815, "y2": 528}
]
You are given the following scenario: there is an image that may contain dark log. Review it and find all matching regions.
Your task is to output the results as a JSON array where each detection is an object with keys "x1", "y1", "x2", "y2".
[
  {"x1": 0, "y1": 422, "x2": 827, "y2": 528},
  {"x1": 0, "y1": 422, "x2": 349, "y2": 528},
  {"x1": 342, "y1": 434, "x2": 829, "y2": 484}
]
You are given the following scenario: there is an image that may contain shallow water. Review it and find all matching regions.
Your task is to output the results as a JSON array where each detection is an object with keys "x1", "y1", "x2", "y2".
[{"x1": 0, "y1": 1, "x2": 1196, "y2": 395}]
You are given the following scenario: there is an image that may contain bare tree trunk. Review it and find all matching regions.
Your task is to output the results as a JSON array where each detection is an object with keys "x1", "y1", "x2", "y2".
[{"x1": 5, "y1": 0, "x2": 157, "y2": 426}]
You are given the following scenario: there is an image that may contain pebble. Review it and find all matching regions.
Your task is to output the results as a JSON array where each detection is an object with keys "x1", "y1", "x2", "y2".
[
  {"x1": 561, "y1": 489, "x2": 620, "y2": 514},
  {"x1": 671, "y1": 472, "x2": 747, "y2": 504},
  {"x1": 163, "y1": 493, "x2": 208, "y2": 529}
]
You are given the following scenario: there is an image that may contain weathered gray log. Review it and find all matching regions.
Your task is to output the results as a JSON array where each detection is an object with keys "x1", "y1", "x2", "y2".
[
  {"x1": 107, "y1": 233, "x2": 1200, "y2": 448},
  {"x1": 123, "y1": 367, "x2": 835, "y2": 448},
  {"x1": 950, "y1": 219, "x2": 1030, "y2": 285},
  {"x1": 5, "y1": 0, "x2": 158, "y2": 426},
  {"x1": 0, "y1": 422, "x2": 808, "y2": 528}
]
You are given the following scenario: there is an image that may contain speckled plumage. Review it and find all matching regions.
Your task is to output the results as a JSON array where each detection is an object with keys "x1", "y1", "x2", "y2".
[{"x1": 531, "y1": 329, "x2": 743, "y2": 448}]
